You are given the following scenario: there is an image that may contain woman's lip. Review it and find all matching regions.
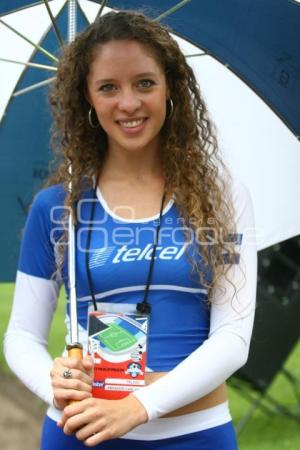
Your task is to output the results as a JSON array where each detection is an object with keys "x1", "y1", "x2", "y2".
[{"x1": 117, "y1": 118, "x2": 148, "y2": 134}]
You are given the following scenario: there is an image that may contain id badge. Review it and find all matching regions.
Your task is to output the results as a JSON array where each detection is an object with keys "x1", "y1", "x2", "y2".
[{"x1": 88, "y1": 303, "x2": 149, "y2": 400}]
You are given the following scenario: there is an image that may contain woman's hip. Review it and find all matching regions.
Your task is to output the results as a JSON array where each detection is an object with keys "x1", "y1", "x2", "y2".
[{"x1": 40, "y1": 402, "x2": 238, "y2": 449}]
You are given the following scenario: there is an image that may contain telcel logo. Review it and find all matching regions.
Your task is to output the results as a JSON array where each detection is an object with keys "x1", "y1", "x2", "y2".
[
  {"x1": 93, "y1": 381, "x2": 105, "y2": 388},
  {"x1": 112, "y1": 244, "x2": 186, "y2": 263}
]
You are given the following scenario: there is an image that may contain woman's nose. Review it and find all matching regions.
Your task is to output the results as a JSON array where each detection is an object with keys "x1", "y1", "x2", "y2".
[{"x1": 118, "y1": 90, "x2": 142, "y2": 113}]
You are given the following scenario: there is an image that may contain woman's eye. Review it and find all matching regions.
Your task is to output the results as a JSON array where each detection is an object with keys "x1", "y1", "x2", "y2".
[
  {"x1": 138, "y1": 79, "x2": 155, "y2": 88},
  {"x1": 99, "y1": 84, "x2": 116, "y2": 92}
]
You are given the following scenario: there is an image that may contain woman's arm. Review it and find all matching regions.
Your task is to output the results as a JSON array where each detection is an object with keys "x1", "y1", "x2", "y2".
[
  {"x1": 4, "y1": 188, "x2": 62, "y2": 405},
  {"x1": 4, "y1": 186, "x2": 92, "y2": 407},
  {"x1": 132, "y1": 179, "x2": 257, "y2": 420},
  {"x1": 4, "y1": 271, "x2": 60, "y2": 405}
]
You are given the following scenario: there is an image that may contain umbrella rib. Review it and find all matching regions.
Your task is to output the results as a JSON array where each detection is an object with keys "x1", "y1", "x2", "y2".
[
  {"x1": 154, "y1": 0, "x2": 192, "y2": 22},
  {"x1": 13, "y1": 77, "x2": 56, "y2": 97},
  {"x1": 186, "y1": 52, "x2": 207, "y2": 58},
  {"x1": 43, "y1": 0, "x2": 65, "y2": 48},
  {"x1": 0, "y1": 18, "x2": 58, "y2": 63},
  {"x1": 95, "y1": 0, "x2": 108, "y2": 21},
  {"x1": 0, "y1": 57, "x2": 57, "y2": 71}
]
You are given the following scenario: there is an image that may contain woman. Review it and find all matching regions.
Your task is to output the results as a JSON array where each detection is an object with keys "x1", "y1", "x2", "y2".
[{"x1": 4, "y1": 10, "x2": 257, "y2": 450}]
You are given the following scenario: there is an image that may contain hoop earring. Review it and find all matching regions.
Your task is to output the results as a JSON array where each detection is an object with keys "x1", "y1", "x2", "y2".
[
  {"x1": 88, "y1": 107, "x2": 99, "y2": 128},
  {"x1": 167, "y1": 98, "x2": 174, "y2": 119}
]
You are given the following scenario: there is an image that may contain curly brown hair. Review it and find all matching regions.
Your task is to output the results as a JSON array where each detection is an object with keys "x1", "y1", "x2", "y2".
[{"x1": 47, "y1": 10, "x2": 236, "y2": 292}]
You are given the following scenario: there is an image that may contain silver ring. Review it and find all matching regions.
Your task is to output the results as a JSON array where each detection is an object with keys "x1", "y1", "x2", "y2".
[{"x1": 62, "y1": 369, "x2": 72, "y2": 379}]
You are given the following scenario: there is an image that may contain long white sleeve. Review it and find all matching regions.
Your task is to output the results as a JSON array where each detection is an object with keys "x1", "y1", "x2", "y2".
[
  {"x1": 133, "y1": 180, "x2": 257, "y2": 420},
  {"x1": 4, "y1": 271, "x2": 60, "y2": 406}
]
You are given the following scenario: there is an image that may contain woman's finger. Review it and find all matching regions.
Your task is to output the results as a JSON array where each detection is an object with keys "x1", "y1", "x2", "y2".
[
  {"x1": 84, "y1": 430, "x2": 112, "y2": 447},
  {"x1": 52, "y1": 377, "x2": 93, "y2": 393},
  {"x1": 63, "y1": 410, "x2": 98, "y2": 436},
  {"x1": 54, "y1": 387, "x2": 92, "y2": 405},
  {"x1": 81, "y1": 356, "x2": 94, "y2": 377},
  {"x1": 51, "y1": 366, "x2": 93, "y2": 386},
  {"x1": 63, "y1": 413, "x2": 89, "y2": 436},
  {"x1": 75, "y1": 420, "x2": 105, "y2": 441},
  {"x1": 53, "y1": 356, "x2": 93, "y2": 374}
]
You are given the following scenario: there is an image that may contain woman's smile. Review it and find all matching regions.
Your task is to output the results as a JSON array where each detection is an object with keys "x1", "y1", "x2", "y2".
[{"x1": 116, "y1": 117, "x2": 148, "y2": 134}]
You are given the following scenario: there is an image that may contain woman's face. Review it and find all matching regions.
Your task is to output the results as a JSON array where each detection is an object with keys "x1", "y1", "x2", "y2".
[{"x1": 86, "y1": 39, "x2": 169, "y2": 155}]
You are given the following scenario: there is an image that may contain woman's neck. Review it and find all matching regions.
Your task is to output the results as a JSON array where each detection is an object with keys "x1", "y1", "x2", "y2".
[{"x1": 100, "y1": 148, "x2": 164, "y2": 183}]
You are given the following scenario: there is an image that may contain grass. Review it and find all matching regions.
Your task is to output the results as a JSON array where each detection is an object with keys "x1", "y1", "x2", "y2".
[
  {"x1": 1, "y1": 283, "x2": 300, "y2": 449},
  {"x1": 228, "y1": 343, "x2": 300, "y2": 450}
]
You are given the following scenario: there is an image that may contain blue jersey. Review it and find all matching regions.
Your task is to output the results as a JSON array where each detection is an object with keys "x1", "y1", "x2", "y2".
[
  {"x1": 19, "y1": 184, "x2": 211, "y2": 371},
  {"x1": 8, "y1": 179, "x2": 255, "y2": 437}
]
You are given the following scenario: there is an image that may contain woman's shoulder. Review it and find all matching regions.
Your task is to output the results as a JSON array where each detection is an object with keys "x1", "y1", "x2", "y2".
[
  {"x1": 26, "y1": 184, "x2": 68, "y2": 229},
  {"x1": 30, "y1": 183, "x2": 94, "y2": 225},
  {"x1": 33, "y1": 183, "x2": 94, "y2": 206},
  {"x1": 229, "y1": 176, "x2": 253, "y2": 208},
  {"x1": 226, "y1": 176, "x2": 255, "y2": 231},
  {"x1": 32, "y1": 183, "x2": 67, "y2": 209},
  {"x1": 219, "y1": 171, "x2": 252, "y2": 206}
]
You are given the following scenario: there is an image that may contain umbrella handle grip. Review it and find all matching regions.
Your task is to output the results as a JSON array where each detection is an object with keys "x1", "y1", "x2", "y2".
[
  {"x1": 66, "y1": 343, "x2": 84, "y2": 405},
  {"x1": 67, "y1": 346, "x2": 83, "y2": 360}
]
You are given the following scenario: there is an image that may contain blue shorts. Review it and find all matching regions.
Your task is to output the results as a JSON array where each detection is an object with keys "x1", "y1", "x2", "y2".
[{"x1": 40, "y1": 415, "x2": 238, "y2": 450}]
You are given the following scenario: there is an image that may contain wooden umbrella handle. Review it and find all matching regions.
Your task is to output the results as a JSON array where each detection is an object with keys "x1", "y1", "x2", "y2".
[
  {"x1": 67, "y1": 344, "x2": 83, "y2": 360},
  {"x1": 66, "y1": 343, "x2": 83, "y2": 404}
]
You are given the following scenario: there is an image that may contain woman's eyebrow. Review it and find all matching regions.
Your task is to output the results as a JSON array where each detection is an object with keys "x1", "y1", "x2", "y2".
[
  {"x1": 134, "y1": 72, "x2": 158, "y2": 78},
  {"x1": 95, "y1": 72, "x2": 159, "y2": 84}
]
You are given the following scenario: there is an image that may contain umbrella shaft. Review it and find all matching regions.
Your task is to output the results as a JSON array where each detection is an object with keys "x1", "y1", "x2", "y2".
[
  {"x1": 68, "y1": 208, "x2": 78, "y2": 343},
  {"x1": 68, "y1": 0, "x2": 77, "y2": 43},
  {"x1": 69, "y1": 288, "x2": 79, "y2": 343}
]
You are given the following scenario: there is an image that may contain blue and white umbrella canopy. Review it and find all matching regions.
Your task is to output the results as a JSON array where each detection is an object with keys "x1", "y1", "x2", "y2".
[{"x1": 1, "y1": 0, "x2": 300, "y2": 281}]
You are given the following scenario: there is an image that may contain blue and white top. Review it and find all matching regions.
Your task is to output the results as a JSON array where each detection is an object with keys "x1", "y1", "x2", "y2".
[
  {"x1": 4, "y1": 178, "x2": 257, "y2": 430},
  {"x1": 18, "y1": 184, "x2": 212, "y2": 371}
]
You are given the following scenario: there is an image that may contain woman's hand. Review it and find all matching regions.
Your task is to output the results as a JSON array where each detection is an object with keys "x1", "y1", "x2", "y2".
[
  {"x1": 58, "y1": 394, "x2": 148, "y2": 447},
  {"x1": 50, "y1": 355, "x2": 94, "y2": 410}
]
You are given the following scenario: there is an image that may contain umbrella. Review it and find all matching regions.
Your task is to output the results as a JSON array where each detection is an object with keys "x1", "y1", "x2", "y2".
[{"x1": 1, "y1": 0, "x2": 300, "y2": 281}]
